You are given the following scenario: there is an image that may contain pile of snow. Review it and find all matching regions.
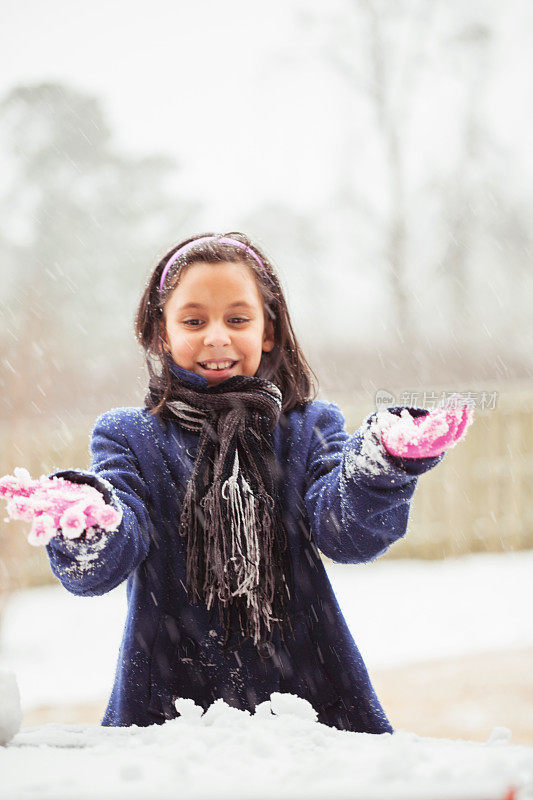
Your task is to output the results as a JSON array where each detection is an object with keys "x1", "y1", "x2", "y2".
[
  {"x1": 3, "y1": 693, "x2": 533, "y2": 800},
  {"x1": 0, "y1": 669, "x2": 22, "y2": 745}
]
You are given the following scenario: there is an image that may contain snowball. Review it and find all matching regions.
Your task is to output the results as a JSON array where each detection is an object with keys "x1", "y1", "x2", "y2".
[
  {"x1": 269, "y1": 692, "x2": 318, "y2": 722},
  {"x1": 82, "y1": 503, "x2": 102, "y2": 528},
  {"x1": 13, "y1": 467, "x2": 32, "y2": 487},
  {"x1": 6, "y1": 495, "x2": 36, "y2": 522},
  {"x1": 60, "y1": 503, "x2": 88, "y2": 539},
  {"x1": 0, "y1": 467, "x2": 31, "y2": 497},
  {"x1": 0, "y1": 670, "x2": 23, "y2": 746},
  {"x1": 96, "y1": 503, "x2": 122, "y2": 532},
  {"x1": 254, "y1": 700, "x2": 274, "y2": 718},
  {"x1": 202, "y1": 698, "x2": 251, "y2": 727},
  {"x1": 174, "y1": 697, "x2": 204, "y2": 720},
  {"x1": 27, "y1": 514, "x2": 56, "y2": 547}
]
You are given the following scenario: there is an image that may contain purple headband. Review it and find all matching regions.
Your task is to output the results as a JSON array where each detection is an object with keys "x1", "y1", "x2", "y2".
[{"x1": 159, "y1": 236, "x2": 267, "y2": 291}]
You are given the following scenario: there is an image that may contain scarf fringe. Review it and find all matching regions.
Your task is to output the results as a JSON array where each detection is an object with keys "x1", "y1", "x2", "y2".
[
  {"x1": 222, "y1": 451, "x2": 260, "y2": 597},
  {"x1": 163, "y1": 371, "x2": 292, "y2": 650},
  {"x1": 199, "y1": 450, "x2": 281, "y2": 646}
]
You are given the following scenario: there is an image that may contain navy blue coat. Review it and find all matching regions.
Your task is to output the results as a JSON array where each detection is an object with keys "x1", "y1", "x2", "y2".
[{"x1": 46, "y1": 362, "x2": 443, "y2": 733}]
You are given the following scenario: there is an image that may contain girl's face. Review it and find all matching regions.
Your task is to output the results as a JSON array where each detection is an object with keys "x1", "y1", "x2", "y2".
[{"x1": 160, "y1": 260, "x2": 275, "y2": 386}]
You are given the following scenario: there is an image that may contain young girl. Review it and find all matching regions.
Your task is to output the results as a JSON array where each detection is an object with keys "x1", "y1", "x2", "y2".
[{"x1": 2, "y1": 232, "x2": 472, "y2": 734}]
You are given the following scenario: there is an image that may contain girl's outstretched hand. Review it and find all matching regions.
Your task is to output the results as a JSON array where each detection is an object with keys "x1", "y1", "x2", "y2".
[
  {"x1": 380, "y1": 398, "x2": 475, "y2": 459},
  {"x1": 0, "y1": 468, "x2": 122, "y2": 547}
]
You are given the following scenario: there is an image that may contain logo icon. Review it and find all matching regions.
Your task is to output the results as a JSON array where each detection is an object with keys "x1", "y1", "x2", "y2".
[{"x1": 375, "y1": 389, "x2": 395, "y2": 410}]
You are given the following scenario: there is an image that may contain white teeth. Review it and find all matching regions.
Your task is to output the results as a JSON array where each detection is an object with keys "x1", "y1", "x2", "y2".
[{"x1": 201, "y1": 361, "x2": 235, "y2": 371}]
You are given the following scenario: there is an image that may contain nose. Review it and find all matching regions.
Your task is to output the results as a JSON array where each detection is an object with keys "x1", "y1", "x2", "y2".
[{"x1": 203, "y1": 322, "x2": 231, "y2": 348}]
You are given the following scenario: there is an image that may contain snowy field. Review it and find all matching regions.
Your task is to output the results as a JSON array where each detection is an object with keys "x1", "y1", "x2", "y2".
[
  {"x1": 1, "y1": 551, "x2": 532, "y2": 712},
  {"x1": 1, "y1": 552, "x2": 533, "y2": 799},
  {"x1": 4, "y1": 698, "x2": 533, "y2": 800}
]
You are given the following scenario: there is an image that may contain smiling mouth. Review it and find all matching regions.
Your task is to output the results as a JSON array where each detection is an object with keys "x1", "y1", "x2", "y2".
[{"x1": 198, "y1": 360, "x2": 238, "y2": 372}]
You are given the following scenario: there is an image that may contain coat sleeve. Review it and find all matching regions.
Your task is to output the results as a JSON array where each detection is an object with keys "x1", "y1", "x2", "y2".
[
  {"x1": 303, "y1": 402, "x2": 445, "y2": 564},
  {"x1": 45, "y1": 410, "x2": 153, "y2": 596}
]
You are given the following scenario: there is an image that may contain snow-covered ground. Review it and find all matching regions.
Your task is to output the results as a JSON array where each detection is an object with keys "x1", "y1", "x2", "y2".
[
  {"x1": 2, "y1": 552, "x2": 533, "y2": 799},
  {"x1": 3, "y1": 697, "x2": 533, "y2": 800},
  {"x1": 1, "y1": 551, "x2": 532, "y2": 712},
  {"x1": 329, "y1": 551, "x2": 533, "y2": 668}
]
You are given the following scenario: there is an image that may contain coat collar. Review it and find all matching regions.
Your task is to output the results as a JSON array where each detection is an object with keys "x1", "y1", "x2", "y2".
[{"x1": 166, "y1": 355, "x2": 210, "y2": 389}]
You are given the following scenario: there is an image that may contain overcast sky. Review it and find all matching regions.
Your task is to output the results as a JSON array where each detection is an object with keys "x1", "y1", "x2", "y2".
[
  {"x1": 1, "y1": 0, "x2": 353, "y2": 225},
  {"x1": 2, "y1": 0, "x2": 532, "y2": 229}
]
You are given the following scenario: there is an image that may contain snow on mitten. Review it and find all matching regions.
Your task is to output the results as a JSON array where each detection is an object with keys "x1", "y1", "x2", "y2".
[
  {"x1": 380, "y1": 397, "x2": 474, "y2": 459},
  {"x1": 0, "y1": 467, "x2": 122, "y2": 547}
]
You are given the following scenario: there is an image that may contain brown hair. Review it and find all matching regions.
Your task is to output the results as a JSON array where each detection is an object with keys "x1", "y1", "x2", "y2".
[{"x1": 134, "y1": 232, "x2": 318, "y2": 415}]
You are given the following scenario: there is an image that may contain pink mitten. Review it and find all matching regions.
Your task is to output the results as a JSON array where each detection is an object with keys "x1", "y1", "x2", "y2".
[
  {"x1": 380, "y1": 399, "x2": 474, "y2": 459},
  {"x1": 0, "y1": 468, "x2": 122, "y2": 547}
]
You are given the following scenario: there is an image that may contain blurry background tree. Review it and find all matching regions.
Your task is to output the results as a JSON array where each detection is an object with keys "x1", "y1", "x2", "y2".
[
  {"x1": 269, "y1": 0, "x2": 533, "y2": 396},
  {"x1": 0, "y1": 82, "x2": 199, "y2": 422},
  {"x1": 0, "y1": 81, "x2": 200, "y2": 595}
]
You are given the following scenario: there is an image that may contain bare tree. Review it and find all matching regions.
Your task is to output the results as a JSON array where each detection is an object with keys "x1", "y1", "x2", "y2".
[
  {"x1": 436, "y1": 23, "x2": 494, "y2": 341},
  {"x1": 0, "y1": 82, "x2": 199, "y2": 420},
  {"x1": 314, "y1": 0, "x2": 436, "y2": 348}
]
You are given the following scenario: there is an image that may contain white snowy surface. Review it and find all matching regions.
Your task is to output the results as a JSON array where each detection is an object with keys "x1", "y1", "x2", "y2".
[
  {"x1": 1, "y1": 553, "x2": 533, "y2": 798},
  {"x1": 0, "y1": 582, "x2": 126, "y2": 710},
  {"x1": 1, "y1": 551, "x2": 532, "y2": 712},
  {"x1": 328, "y1": 550, "x2": 533, "y2": 669},
  {"x1": 0, "y1": 669, "x2": 22, "y2": 745},
  {"x1": 3, "y1": 694, "x2": 533, "y2": 800}
]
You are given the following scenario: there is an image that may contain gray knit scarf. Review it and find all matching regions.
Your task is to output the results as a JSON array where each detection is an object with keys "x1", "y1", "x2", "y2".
[{"x1": 147, "y1": 362, "x2": 294, "y2": 651}]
